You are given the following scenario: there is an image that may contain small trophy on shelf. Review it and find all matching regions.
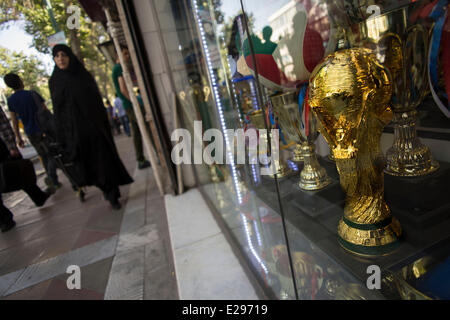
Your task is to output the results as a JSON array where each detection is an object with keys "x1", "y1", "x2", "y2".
[{"x1": 270, "y1": 90, "x2": 332, "y2": 191}]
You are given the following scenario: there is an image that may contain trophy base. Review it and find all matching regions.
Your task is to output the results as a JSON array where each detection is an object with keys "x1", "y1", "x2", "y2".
[
  {"x1": 385, "y1": 155, "x2": 440, "y2": 177},
  {"x1": 264, "y1": 163, "x2": 293, "y2": 180},
  {"x1": 385, "y1": 160, "x2": 450, "y2": 246},
  {"x1": 298, "y1": 143, "x2": 332, "y2": 191},
  {"x1": 298, "y1": 161, "x2": 332, "y2": 191},
  {"x1": 298, "y1": 175, "x2": 332, "y2": 191},
  {"x1": 385, "y1": 111, "x2": 440, "y2": 177},
  {"x1": 337, "y1": 217, "x2": 402, "y2": 257}
]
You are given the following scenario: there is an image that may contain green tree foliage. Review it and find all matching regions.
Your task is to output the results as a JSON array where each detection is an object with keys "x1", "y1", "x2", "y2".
[
  {"x1": 0, "y1": 46, "x2": 50, "y2": 101},
  {"x1": 0, "y1": 0, "x2": 114, "y2": 100}
]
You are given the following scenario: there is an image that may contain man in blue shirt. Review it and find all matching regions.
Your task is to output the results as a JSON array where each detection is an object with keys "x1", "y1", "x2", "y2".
[{"x1": 4, "y1": 73, "x2": 61, "y2": 192}]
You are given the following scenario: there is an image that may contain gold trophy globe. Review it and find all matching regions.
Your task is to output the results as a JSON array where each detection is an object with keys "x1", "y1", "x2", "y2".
[
  {"x1": 309, "y1": 48, "x2": 402, "y2": 256},
  {"x1": 270, "y1": 92, "x2": 332, "y2": 191},
  {"x1": 344, "y1": 5, "x2": 439, "y2": 176}
]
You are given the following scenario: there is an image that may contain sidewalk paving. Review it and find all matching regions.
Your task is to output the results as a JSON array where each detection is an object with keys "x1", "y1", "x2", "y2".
[{"x1": 0, "y1": 134, "x2": 178, "y2": 300}]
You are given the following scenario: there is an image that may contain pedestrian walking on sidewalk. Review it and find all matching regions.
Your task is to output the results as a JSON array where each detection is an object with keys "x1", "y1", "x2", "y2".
[
  {"x1": 3, "y1": 73, "x2": 61, "y2": 193},
  {"x1": 113, "y1": 94, "x2": 130, "y2": 136},
  {"x1": 0, "y1": 106, "x2": 50, "y2": 233},
  {"x1": 49, "y1": 44, "x2": 133, "y2": 210},
  {"x1": 112, "y1": 45, "x2": 150, "y2": 170},
  {"x1": 106, "y1": 99, "x2": 122, "y2": 136}
]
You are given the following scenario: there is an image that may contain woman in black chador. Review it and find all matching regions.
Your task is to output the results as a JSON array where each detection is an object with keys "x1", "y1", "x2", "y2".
[{"x1": 49, "y1": 44, "x2": 133, "y2": 209}]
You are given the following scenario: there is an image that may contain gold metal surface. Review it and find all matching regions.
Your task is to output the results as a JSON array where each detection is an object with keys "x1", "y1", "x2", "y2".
[
  {"x1": 337, "y1": 217, "x2": 401, "y2": 247},
  {"x1": 270, "y1": 92, "x2": 331, "y2": 190},
  {"x1": 293, "y1": 143, "x2": 305, "y2": 162},
  {"x1": 344, "y1": 6, "x2": 439, "y2": 176},
  {"x1": 203, "y1": 86, "x2": 210, "y2": 102},
  {"x1": 309, "y1": 48, "x2": 401, "y2": 256},
  {"x1": 390, "y1": 256, "x2": 434, "y2": 300},
  {"x1": 298, "y1": 142, "x2": 332, "y2": 191}
]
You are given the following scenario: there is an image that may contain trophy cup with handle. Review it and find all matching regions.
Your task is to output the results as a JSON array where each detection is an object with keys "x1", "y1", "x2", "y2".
[
  {"x1": 270, "y1": 91, "x2": 332, "y2": 191},
  {"x1": 341, "y1": 3, "x2": 439, "y2": 176},
  {"x1": 248, "y1": 109, "x2": 292, "y2": 179}
]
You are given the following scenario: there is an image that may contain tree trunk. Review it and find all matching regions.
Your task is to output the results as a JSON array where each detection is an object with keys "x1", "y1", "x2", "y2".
[{"x1": 63, "y1": 0, "x2": 83, "y2": 62}]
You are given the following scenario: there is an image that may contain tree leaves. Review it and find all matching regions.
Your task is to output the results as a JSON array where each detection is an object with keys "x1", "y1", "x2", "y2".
[
  {"x1": 0, "y1": 46, "x2": 50, "y2": 100},
  {"x1": 0, "y1": 0, "x2": 114, "y2": 101}
]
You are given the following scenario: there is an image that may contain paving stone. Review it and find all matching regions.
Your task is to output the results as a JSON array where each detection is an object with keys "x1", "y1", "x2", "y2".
[
  {"x1": 72, "y1": 230, "x2": 117, "y2": 250},
  {"x1": 146, "y1": 196, "x2": 166, "y2": 226},
  {"x1": 0, "y1": 227, "x2": 82, "y2": 276},
  {"x1": 120, "y1": 207, "x2": 146, "y2": 234},
  {"x1": 116, "y1": 224, "x2": 160, "y2": 252},
  {"x1": 2, "y1": 279, "x2": 52, "y2": 300},
  {"x1": 0, "y1": 134, "x2": 178, "y2": 300},
  {"x1": 144, "y1": 239, "x2": 169, "y2": 273},
  {"x1": 50, "y1": 257, "x2": 114, "y2": 295},
  {"x1": 104, "y1": 246, "x2": 145, "y2": 300},
  {"x1": 84, "y1": 207, "x2": 124, "y2": 233},
  {"x1": 43, "y1": 278, "x2": 103, "y2": 300},
  {"x1": 2, "y1": 236, "x2": 118, "y2": 296},
  {"x1": 0, "y1": 269, "x2": 24, "y2": 296},
  {"x1": 144, "y1": 265, "x2": 178, "y2": 300}
]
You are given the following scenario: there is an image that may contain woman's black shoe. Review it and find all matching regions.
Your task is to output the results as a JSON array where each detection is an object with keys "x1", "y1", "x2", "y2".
[
  {"x1": 109, "y1": 198, "x2": 122, "y2": 210},
  {"x1": 103, "y1": 187, "x2": 121, "y2": 210},
  {"x1": 1, "y1": 220, "x2": 16, "y2": 233},
  {"x1": 35, "y1": 192, "x2": 51, "y2": 207}
]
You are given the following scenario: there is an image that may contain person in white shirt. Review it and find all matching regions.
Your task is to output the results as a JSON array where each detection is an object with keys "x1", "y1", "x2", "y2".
[{"x1": 114, "y1": 95, "x2": 130, "y2": 136}]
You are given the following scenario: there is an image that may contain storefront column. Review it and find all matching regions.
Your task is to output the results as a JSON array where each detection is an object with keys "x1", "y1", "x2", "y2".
[{"x1": 104, "y1": 7, "x2": 166, "y2": 196}]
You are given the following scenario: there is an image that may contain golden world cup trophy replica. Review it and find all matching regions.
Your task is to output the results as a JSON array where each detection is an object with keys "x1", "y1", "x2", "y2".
[
  {"x1": 309, "y1": 48, "x2": 402, "y2": 256},
  {"x1": 340, "y1": 4, "x2": 439, "y2": 176},
  {"x1": 270, "y1": 92, "x2": 332, "y2": 190},
  {"x1": 248, "y1": 109, "x2": 292, "y2": 179}
]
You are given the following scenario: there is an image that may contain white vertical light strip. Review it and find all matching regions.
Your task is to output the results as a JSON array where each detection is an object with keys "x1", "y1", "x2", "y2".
[
  {"x1": 192, "y1": 0, "x2": 269, "y2": 277},
  {"x1": 232, "y1": 84, "x2": 244, "y2": 126},
  {"x1": 253, "y1": 220, "x2": 263, "y2": 248},
  {"x1": 192, "y1": 0, "x2": 242, "y2": 204},
  {"x1": 249, "y1": 78, "x2": 259, "y2": 110},
  {"x1": 251, "y1": 163, "x2": 260, "y2": 184},
  {"x1": 241, "y1": 213, "x2": 269, "y2": 275}
]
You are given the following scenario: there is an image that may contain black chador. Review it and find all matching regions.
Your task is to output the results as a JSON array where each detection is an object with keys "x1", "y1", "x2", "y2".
[{"x1": 49, "y1": 44, "x2": 133, "y2": 208}]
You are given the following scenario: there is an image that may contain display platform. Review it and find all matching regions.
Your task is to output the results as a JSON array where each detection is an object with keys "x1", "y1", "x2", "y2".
[{"x1": 385, "y1": 161, "x2": 450, "y2": 245}]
